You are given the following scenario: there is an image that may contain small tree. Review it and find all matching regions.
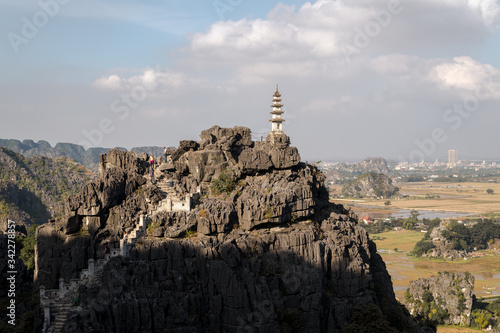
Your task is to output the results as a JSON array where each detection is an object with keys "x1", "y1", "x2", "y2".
[
  {"x1": 403, "y1": 220, "x2": 415, "y2": 230},
  {"x1": 409, "y1": 210, "x2": 420, "y2": 221},
  {"x1": 384, "y1": 200, "x2": 391, "y2": 206},
  {"x1": 486, "y1": 188, "x2": 494, "y2": 195},
  {"x1": 19, "y1": 224, "x2": 39, "y2": 269}
]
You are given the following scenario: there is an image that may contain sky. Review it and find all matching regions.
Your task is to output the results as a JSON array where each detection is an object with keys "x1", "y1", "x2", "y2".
[{"x1": 1, "y1": 0, "x2": 500, "y2": 162}]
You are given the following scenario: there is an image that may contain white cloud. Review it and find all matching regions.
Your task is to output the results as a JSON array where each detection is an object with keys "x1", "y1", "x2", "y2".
[
  {"x1": 189, "y1": 0, "x2": 500, "y2": 65},
  {"x1": 433, "y1": 56, "x2": 500, "y2": 92},
  {"x1": 80, "y1": 0, "x2": 500, "y2": 159},
  {"x1": 464, "y1": 0, "x2": 500, "y2": 29},
  {"x1": 91, "y1": 69, "x2": 209, "y2": 93},
  {"x1": 92, "y1": 74, "x2": 122, "y2": 90}
]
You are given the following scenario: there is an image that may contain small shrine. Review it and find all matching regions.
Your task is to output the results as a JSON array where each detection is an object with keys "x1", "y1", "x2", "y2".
[{"x1": 269, "y1": 84, "x2": 285, "y2": 133}]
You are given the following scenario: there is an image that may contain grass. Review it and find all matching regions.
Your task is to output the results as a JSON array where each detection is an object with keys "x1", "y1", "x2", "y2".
[
  {"x1": 371, "y1": 230, "x2": 500, "y2": 301},
  {"x1": 371, "y1": 230, "x2": 425, "y2": 252}
]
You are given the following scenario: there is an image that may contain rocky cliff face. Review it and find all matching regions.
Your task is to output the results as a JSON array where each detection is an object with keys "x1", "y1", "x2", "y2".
[
  {"x1": 35, "y1": 126, "x2": 416, "y2": 332},
  {"x1": 341, "y1": 172, "x2": 399, "y2": 198},
  {"x1": 404, "y1": 272, "x2": 474, "y2": 326}
]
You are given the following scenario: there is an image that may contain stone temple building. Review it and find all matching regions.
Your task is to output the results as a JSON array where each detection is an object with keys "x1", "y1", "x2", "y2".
[{"x1": 269, "y1": 84, "x2": 286, "y2": 133}]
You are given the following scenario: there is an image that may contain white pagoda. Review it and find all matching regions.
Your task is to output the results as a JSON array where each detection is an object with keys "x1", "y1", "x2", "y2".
[{"x1": 269, "y1": 85, "x2": 285, "y2": 132}]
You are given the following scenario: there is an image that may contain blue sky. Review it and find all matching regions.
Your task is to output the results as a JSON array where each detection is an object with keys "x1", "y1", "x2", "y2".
[{"x1": 1, "y1": 0, "x2": 500, "y2": 161}]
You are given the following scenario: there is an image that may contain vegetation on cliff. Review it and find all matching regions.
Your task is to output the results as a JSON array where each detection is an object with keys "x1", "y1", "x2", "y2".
[
  {"x1": 19, "y1": 224, "x2": 38, "y2": 269},
  {"x1": 0, "y1": 147, "x2": 92, "y2": 226},
  {"x1": 412, "y1": 220, "x2": 500, "y2": 258},
  {"x1": 404, "y1": 272, "x2": 474, "y2": 328}
]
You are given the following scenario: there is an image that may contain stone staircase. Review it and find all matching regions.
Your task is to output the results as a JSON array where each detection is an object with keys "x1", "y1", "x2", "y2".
[
  {"x1": 149, "y1": 176, "x2": 199, "y2": 214},
  {"x1": 120, "y1": 215, "x2": 148, "y2": 256},
  {"x1": 46, "y1": 299, "x2": 72, "y2": 332},
  {"x1": 40, "y1": 172, "x2": 200, "y2": 332},
  {"x1": 40, "y1": 215, "x2": 149, "y2": 333}
]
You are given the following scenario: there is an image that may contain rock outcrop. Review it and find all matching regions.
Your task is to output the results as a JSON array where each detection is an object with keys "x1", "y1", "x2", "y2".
[
  {"x1": 341, "y1": 172, "x2": 399, "y2": 198},
  {"x1": 35, "y1": 126, "x2": 416, "y2": 332},
  {"x1": 404, "y1": 272, "x2": 474, "y2": 326},
  {"x1": 423, "y1": 222, "x2": 467, "y2": 260},
  {"x1": 357, "y1": 157, "x2": 389, "y2": 175},
  {"x1": 334, "y1": 157, "x2": 389, "y2": 175}
]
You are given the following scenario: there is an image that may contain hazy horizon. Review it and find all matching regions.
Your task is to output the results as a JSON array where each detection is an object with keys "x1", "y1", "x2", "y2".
[{"x1": 2, "y1": 135, "x2": 499, "y2": 163}]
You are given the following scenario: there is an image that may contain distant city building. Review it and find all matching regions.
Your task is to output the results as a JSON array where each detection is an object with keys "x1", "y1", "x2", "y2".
[
  {"x1": 448, "y1": 149, "x2": 458, "y2": 168},
  {"x1": 269, "y1": 85, "x2": 285, "y2": 132}
]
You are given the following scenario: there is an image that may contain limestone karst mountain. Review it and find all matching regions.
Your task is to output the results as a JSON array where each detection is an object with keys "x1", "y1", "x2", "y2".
[
  {"x1": 0, "y1": 147, "x2": 92, "y2": 227},
  {"x1": 0, "y1": 138, "x2": 164, "y2": 171},
  {"x1": 35, "y1": 126, "x2": 417, "y2": 332},
  {"x1": 341, "y1": 172, "x2": 399, "y2": 198},
  {"x1": 335, "y1": 157, "x2": 389, "y2": 175}
]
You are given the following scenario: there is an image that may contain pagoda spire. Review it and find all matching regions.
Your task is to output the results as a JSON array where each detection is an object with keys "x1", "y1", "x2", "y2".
[{"x1": 269, "y1": 84, "x2": 285, "y2": 132}]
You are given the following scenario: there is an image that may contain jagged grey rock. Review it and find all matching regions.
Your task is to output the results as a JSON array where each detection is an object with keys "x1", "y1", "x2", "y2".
[
  {"x1": 35, "y1": 126, "x2": 417, "y2": 333},
  {"x1": 423, "y1": 221, "x2": 468, "y2": 260},
  {"x1": 342, "y1": 172, "x2": 399, "y2": 198}
]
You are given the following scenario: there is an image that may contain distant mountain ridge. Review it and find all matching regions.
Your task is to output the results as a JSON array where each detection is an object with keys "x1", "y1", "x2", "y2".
[{"x1": 0, "y1": 139, "x2": 164, "y2": 170}]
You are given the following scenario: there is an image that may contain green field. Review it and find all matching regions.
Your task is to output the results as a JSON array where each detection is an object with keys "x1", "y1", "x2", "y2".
[
  {"x1": 371, "y1": 230, "x2": 500, "y2": 301},
  {"x1": 372, "y1": 230, "x2": 425, "y2": 253}
]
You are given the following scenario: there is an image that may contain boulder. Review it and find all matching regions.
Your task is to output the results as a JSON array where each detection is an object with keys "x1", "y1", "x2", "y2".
[
  {"x1": 170, "y1": 140, "x2": 199, "y2": 162},
  {"x1": 269, "y1": 146, "x2": 301, "y2": 169},
  {"x1": 199, "y1": 125, "x2": 252, "y2": 150},
  {"x1": 238, "y1": 148, "x2": 273, "y2": 173},
  {"x1": 99, "y1": 148, "x2": 147, "y2": 175},
  {"x1": 158, "y1": 162, "x2": 175, "y2": 172}
]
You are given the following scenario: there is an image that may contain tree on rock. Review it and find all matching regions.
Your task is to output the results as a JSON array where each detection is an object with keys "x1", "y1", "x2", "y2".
[{"x1": 19, "y1": 224, "x2": 38, "y2": 269}]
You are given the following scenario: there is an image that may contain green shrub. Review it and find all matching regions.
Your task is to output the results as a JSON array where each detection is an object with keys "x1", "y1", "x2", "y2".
[
  {"x1": 210, "y1": 171, "x2": 235, "y2": 195},
  {"x1": 148, "y1": 221, "x2": 159, "y2": 236},
  {"x1": 265, "y1": 208, "x2": 273, "y2": 219},
  {"x1": 412, "y1": 240, "x2": 435, "y2": 257},
  {"x1": 19, "y1": 224, "x2": 39, "y2": 269}
]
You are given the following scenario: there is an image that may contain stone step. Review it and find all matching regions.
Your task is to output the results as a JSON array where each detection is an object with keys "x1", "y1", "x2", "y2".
[
  {"x1": 52, "y1": 307, "x2": 72, "y2": 312},
  {"x1": 53, "y1": 313, "x2": 69, "y2": 317},
  {"x1": 53, "y1": 318, "x2": 68, "y2": 324},
  {"x1": 52, "y1": 309, "x2": 71, "y2": 312}
]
